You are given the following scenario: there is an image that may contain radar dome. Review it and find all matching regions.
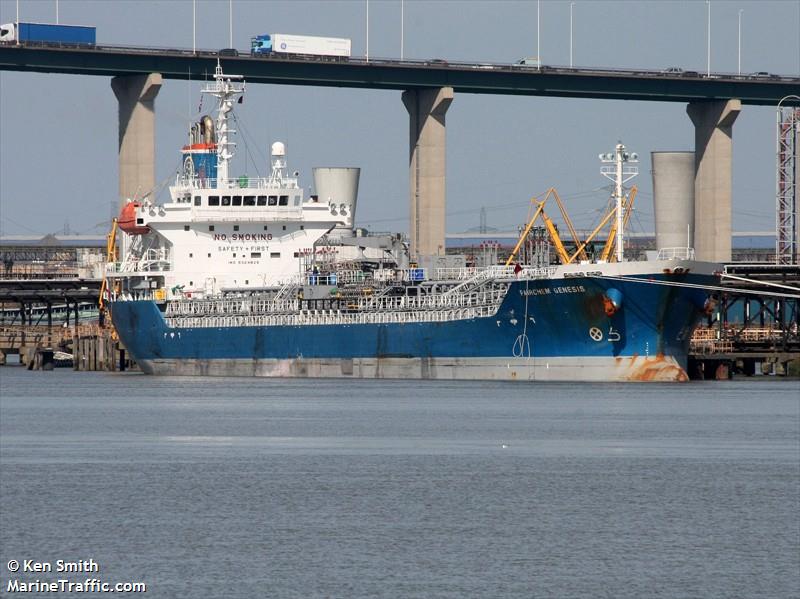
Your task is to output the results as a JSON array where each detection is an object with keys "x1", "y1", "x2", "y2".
[{"x1": 271, "y1": 142, "x2": 286, "y2": 157}]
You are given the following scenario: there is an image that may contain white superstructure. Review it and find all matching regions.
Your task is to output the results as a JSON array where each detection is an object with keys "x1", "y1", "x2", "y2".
[{"x1": 107, "y1": 63, "x2": 347, "y2": 300}]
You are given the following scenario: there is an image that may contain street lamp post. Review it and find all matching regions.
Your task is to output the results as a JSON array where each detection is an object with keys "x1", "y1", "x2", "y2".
[
  {"x1": 400, "y1": 0, "x2": 404, "y2": 60},
  {"x1": 738, "y1": 9, "x2": 743, "y2": 76},
  {"x1": 537, "y1": 0, "x2": 541, "y2": 71},
  {"x1": 366, "y1": 0, "x2": 370, "y2": 61},
  {"x1": 706, "y1": 1, "x2": 711, "y2": 77},
  {"x1": 570, "y1": 2, "x2": 574, "y2": 68}
]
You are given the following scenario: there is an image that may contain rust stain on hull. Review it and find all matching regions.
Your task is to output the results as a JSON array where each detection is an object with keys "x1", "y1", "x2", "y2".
[{"x1": 626, "y1": 354, "x2": 689, "y2": 382}]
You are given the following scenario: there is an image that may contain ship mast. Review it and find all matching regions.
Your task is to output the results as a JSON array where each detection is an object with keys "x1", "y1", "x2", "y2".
[
  {"x1": 600, "y1": 142, "x2": 638, "y2": 262},
  {"x1": 202, "y1": 61, "x2": 245, "y2": 187}
]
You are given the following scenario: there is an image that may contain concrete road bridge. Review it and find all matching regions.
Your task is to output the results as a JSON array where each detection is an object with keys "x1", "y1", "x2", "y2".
[{"x1": 2, "y1": 42, "x2": 799, "y2": 260}]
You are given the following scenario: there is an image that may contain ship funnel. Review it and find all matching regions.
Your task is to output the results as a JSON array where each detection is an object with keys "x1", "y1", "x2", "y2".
[
  {"x1": 652, "y1": 151, "x2": 695, "y2": 253},
  {"x1": 313, "y1": 167, "x2": 361, "y2": 233},
  {"x1": 200, "y1": 115, "x2": 215, "y2": 144}
]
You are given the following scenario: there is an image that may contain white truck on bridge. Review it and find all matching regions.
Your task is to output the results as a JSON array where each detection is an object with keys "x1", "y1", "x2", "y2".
[{"x1": 251, "y1": 34, "x2": 351, "y2": 59}]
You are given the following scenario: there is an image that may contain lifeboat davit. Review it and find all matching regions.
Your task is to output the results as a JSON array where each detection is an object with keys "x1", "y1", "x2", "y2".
[{"x1": 118, "y1": 202, "x2": 150, "y2": 235}]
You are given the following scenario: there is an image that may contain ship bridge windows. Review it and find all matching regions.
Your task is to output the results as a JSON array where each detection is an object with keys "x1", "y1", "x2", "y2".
[
  {"x1": 222, "y1": 196, "x2": 231, "y2": 206},
  {"x1": 268, "y1": 195, "x2": 278, "y2": 206},
  {"x1": 209, "y1": 196, "x2": 220, "y2": 206},
  {"x1": 257, "y1": 196, "x2": 267, "y2": 206},
  {"x1": 244, "y1": 195, "x2": 256, "y2": 206},
  {"x1": 294, "y1": 195, "x2": 301, "y2": 206},
  {"x1": 232, "y1": 196, "x2": 242, "y2": 206},
  {"x1": 279, "y1": 195, "x2": 289, "y2": 206},
  {"x1": 194, "y1": 196, "x2": 201, "y2": 206}
]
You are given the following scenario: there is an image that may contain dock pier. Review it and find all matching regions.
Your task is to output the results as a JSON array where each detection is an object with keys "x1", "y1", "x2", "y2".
[{"x1": 1, "y1": 323, "x2": 132, "y2": 372}]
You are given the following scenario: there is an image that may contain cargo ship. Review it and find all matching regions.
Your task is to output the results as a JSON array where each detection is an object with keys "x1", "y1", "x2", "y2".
[{"x1": 108, "y1": 64, "x2": 719, "y2": 382}]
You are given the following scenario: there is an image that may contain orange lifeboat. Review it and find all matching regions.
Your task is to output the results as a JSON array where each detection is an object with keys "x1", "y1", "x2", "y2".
[{"x1": 118, "y1": 202, "x2": 150, "y2": 235}]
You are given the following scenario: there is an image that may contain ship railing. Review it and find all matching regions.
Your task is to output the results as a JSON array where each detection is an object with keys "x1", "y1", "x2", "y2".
[
  {"x1": 175, "y1": 176, "x2": 301, "y2": 191},
  {"x1": 657, "y1": 247, "x2": 696, "y2": 261},
  {"x1": 398, "y1": 268, "x2": 427, "y2": 282},
  {"x1": 372, "y1": 268, "x2": 398, "y2": 283},
  {"x1": 435, "y1": 267, "x2": 481, "y2": 281},
  {"x1": 275, "y1": 273, "x2": 306, "y2": 287},
  {"x1": 164, "y1": 302, "x2": 502, "y2": 329},
  {"x1": 304, "y1": 273, "x2": 338, "y2": 286},
  {"x1": 165, "y1": 298, "x2": 301, "y2": 316},
  {"x1": 332, "y1": 270, "x2": 371, "y2": 285},
  {"x1": 274, "y1": 280, "x2": 302, "y2": 300},
  {"x1": 441, "y1": 268, "x2": 495, "y2": 296},
  {"x1": 346, "y1": 287, "x2": 507, "y2": 313},
  {"x1": 438, "y1": 265, "x2": 554, "y2": 296},
  {"x1": 106, "y1": 248, "x2": 171, "y2": 275},
  {"x1": 114, "y1": 290, "x2": 162, "y2": 302},
  {"x1": 436, "y1": 265, "x2": 557, "y2": 281},
  {"x1": 163, "y1": 287, "x2": 507, "y2": 319},
  {"x1": 106, "y1": 261, "x2": 172, "y2": 275},
  {"x1": 478, "y1": 265, "x2": 558, "y2": 280}
]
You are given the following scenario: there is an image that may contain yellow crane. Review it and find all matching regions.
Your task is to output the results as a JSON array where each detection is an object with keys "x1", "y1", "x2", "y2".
[
  {"x1": 98, "y1": 218, "x2": 118, "y2": 314},
  {"x1": 542, "y1": 188, "x2": 589, "y2": 262},
  {"x1": 505, "y1": 190, "x2": 587, "y2": 266},
  {"x1": 506, "y1": 185, "x2": 638, "y2": 267}
]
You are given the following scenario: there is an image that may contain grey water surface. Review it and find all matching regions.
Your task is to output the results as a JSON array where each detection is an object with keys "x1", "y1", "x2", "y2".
[{"x1": 1, "y1": 368, "x2": 798, "y2": 598}]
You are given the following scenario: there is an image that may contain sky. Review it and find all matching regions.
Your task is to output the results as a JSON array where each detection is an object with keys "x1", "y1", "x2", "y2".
[{"x1": 0, "y1": 0, "x2": 799, "y2": 240}]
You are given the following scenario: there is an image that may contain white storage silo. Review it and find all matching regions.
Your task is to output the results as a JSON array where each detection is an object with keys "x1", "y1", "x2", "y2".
[
  {"x1": 651, "y1": 152, "x2": 695, "y2": 253},
  {"x1": 312, "y1": 167, "x2": 361, "y2": 233}
]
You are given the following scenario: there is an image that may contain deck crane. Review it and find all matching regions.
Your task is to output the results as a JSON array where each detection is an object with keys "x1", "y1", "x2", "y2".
[
  {"x1": 506, "y1": 185, "x2": 638, "y2": 267},
  {"x1": 504, "y1": 188, "x2": 585, "y2": 266},
  {"x1": 98, "y1": 218, "x2": 118, "y2": 324}
]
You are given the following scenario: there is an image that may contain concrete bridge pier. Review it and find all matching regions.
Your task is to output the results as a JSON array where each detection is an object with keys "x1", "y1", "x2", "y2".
[
  {"x1": 111, "y1": 73, "x2": 162, "y2": 208},
  {"x1": 402, "y1": 87, "x2": 454, "y2": 260},
  {"x1": 686, "y1": 99, "x2": 741, "y2": 262}
]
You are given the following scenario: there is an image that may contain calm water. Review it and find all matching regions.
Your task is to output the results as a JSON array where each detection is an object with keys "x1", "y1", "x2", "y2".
[{"x1": 0, "y1": 368, "x2": 798, "y2": 598}]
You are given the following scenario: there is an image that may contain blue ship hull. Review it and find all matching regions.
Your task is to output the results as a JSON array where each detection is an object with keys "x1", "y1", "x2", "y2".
[{"x1": 111, "y1": 273, "x2": 714, "y2": 382}]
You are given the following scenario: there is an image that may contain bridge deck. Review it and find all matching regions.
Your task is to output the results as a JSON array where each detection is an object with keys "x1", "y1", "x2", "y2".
[{"x1": 1, "y1": 44, "x2": 798, "y2": 105}]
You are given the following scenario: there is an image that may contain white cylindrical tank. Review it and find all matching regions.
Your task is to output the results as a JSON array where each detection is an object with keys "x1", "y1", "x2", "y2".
[
  {"x1": 313, "y1": 167, "x2": 361, "y2": 232},
  {"x1": 651, "y1": 152, "x2": 695, "y2": 252}
]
